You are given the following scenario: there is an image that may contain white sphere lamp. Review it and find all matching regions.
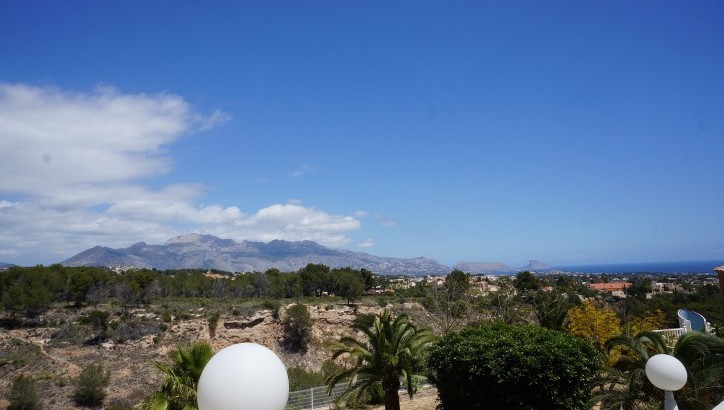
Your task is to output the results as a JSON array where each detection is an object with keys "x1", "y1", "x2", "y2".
[
  {"x1": 645, "y1": 354, "x2": 687, "y2": 410},
  {"x1": 197, "y1": 343, "x2": 289, "y2": 410}
]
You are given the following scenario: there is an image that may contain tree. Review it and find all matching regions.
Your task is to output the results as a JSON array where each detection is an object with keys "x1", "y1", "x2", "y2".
[
  {"x1": 115, "y1": 282, "x2": 137, "y2": 315},
  {"x1": 326, "y1": 310, "x2": 433, "y2": 410},
  {"x1": 423, "y1": 270, "x2": 472, "y2": 333},
  {"x1": 334, "y1": 269, "x2": 364, "y2": 304},
  {"x1": 531, "y1": 291, "x2": 576, "y2": 331},
  {"x1": 7, "y1": 374, "x2": 41, "y2": 410},
  {"x1": 73, "y1": 363, "x2": 110, "y2": 407},
  {"x1": 625, "y1": 277, "x2": 652, "y2": 300},
  {"x1": 566, "y1": 299, "x2": 621, "y2": 352},
  {"x1": 298, "y1": 263, "x2": 330, "y2": 297},
  {"x1": 79, "y1": 310, "x2": 110, "y2": 344},
  {"x1": 626, "y1": 309, "x2": 666, "y2": 336},
  {"x1": 595, "y1": 331, "x2": 724, "y2": 410},
  {"x1": 514, "y1": 270, "x2": 540, "y2": 294},
  {"x1": 475, "y1": 276, "x2": 533, "y2": 325},
  {"x1": 427, "y1": 323, "x2": 601, "y2": 410},
  {"x1": 283, "y1": 304, "x2": 313, "y2": 353},
  {"x1": 140, "y1": 342, "x2": 214, "y2": 410}
]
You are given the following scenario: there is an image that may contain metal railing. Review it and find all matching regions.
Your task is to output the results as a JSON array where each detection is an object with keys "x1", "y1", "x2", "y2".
[
  {"x1": 652, "y1": 327, "x2": 688, "y2": 345},
  {"x1": 286, "y1": 384, "x2": 347, "y2": 410}
]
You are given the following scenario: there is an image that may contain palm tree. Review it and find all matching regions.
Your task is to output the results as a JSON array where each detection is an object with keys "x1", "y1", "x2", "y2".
[
  {"x1": 593, "y1": 331, "x2": 724, "y2": 410},
  {"x1": 326, "y1": 310, "x2": 434, "y2": 410},
  {"x1": 592, "y1": 331, "x2": 668, "y2": 410},
  {"x1": 139, "y1": 342, "x2": 214, "y2": 410},
  {"x1": 674, "y1": 332, "x2": 724, "y2": 409}
]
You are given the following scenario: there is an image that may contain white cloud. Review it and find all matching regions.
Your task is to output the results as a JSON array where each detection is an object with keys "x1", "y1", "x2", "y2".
[
  {"x1": 0, "y1": 83, "x2": 199, "y2": 194},
  {"x1": 358, "y1": 239, "x2": 375, "y2": 248},
  {"x1": 224, "y1": 204, "x2": 360, "y2": 246},
  {"x1": 0, "y1": 83, "x2": 362, "y2": 264},
  {"x1": 291, "y1": 164, "x2": 315, "y2": 177},
  {"x1": 354, "y1": 210, "x2": 369, "y2": 218}
]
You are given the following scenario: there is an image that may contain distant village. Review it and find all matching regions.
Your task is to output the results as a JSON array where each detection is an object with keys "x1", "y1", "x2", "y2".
[{"x1": 372, "y1": 270, "x2": 723, "y2": 299}]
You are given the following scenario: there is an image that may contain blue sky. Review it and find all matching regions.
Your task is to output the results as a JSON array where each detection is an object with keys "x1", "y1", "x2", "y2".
[{"x1": 1, "y1": 1, "x2": 723, "y2": 267}]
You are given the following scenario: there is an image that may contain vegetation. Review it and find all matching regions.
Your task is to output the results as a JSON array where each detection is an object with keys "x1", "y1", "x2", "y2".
[
  {"x1": 283, "y1": 304, "x2": 313, "y2": 352},
  {"x1": 287, "y1": 360, "x2": 344, "y2": 391},
  {"x1": 422, "y1": 269, "x2": 472, "y2": 333},
  {"x1": 207, "y1": 312, "x2": 220, "y2": 339},
  {"x1": 0, "y1": 264, "x2": 379, "y2": 318},
  {"x1": 595, "y1": 331, "x2": 724, "y2": 410},
  {"x1": 7, "y1": 374, "x2": 41, "y2": 410},
  {"x1": 326, "y1": 310, "x2": 433, "y2": 410},
  {"x1": 566, "y1": 299, "x2": 622, "y2": 352},
  {"x1": 73, "y1": 363, "x2": 110, "y2": 407},
  {"x1": 427, "y1": 322, "x2": 601, "y2": 410},
  {"x1": 1, "y1": 263, "x2": 721, "y2": 409},
  {"x1": 140, "y1": 341, "x2": 214, "y2": 410}
]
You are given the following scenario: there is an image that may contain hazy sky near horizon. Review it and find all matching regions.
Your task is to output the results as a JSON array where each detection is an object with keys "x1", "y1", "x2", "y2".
[{"x1": 1, "y1": 1, "x2": 723, "y2": 267}]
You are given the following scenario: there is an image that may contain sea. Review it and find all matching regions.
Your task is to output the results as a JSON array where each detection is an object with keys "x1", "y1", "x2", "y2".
[{"x1": 552, "y1": 260, "x2": 724, "y2": 275}]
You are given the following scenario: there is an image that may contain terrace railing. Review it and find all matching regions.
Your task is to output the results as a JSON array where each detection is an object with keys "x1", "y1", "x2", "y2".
[
  {"x1": 652, "y1": 327, "x2": 689, "y2": 345},
  {"x1": 286, "y1": 383, "x2": 347, "y2": 410}
]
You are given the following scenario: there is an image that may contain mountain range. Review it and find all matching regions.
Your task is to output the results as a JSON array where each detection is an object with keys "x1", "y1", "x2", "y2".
[{"x1": 60, "y1": 234, "x2": 547, "y2": 275}]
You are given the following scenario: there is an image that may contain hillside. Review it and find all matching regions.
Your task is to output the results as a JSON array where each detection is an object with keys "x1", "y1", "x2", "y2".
[
  {"x1": 0, "y1": 300, "x2": 417, "y2": 409},
  {"x1": 61, "y1": 234, "x2": 451, "y2": 275}
]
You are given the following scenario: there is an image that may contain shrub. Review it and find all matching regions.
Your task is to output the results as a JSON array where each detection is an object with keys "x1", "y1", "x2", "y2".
[
  {"x1": 49, "y1": 323, "x2": 88, "y2": 346},
  {"x1": 161, "y1": 312, "x2": 172, "y2": 323},
  {"x1": 287, "y1": 366, "x2": 326, "y2": 390},
  {"x1": 283, "y1": 304, "x2": 312, "y2": 352},
  {"x1": 72, "y1": 363, "x2": 110, "y2": 407},
  {"x1": 110, "y1": 318, "x2": 161, "y2": 343},
  {"x1": 79, "y1": 310, "x2": 109, "y2": 334},
  {"x1": 351, "y1": 312, "x2": 376, "y2": 329},
  {"x1": 427, "y1": 322, "x2": 601, "y2": 410},
  {"x1": 8, "y1": 374, "x2": 41, "y2": 410},
  {"x1": 263, "y1": 299, "x2": 281, "y2": 319},
  {"x1": 207, "y1": 312, "x2": 220, "y2": 338}
]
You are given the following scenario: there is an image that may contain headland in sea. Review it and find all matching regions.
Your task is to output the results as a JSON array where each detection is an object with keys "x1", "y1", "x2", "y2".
[{"x1": 553, "y1": 259, "x2": 724, "y2": 274}]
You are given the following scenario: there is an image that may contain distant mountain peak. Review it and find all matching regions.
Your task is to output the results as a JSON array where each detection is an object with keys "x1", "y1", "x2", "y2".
[
  {"x1": 61, "y1": 234, "x2": 451, "y2": 275},
  {"x1": 454, "y1": 261, "x2": 514, "y2": 274},
  {"x1": 522, "y1": 260, "x2": 549, "y2": 270}
]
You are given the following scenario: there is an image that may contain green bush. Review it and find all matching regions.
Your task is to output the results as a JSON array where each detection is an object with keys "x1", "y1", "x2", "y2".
[
  {"x1": 73, "y1": 363, "x2": 110, "y2": 407},
  {"x1": 287, "y1": 366, "x2": 326, "y2": 390},
  {"x1": 283, "y1": 304, "x2": 312, "y2": 352},
  {"x1": 352, "y1": 312, "x2": 376, "y2": 329},
  {"x1": 427, "y1": 322, "x2": 601, "y2": 410},
  {"x1": 8, "y1": 374, "x2": 41, "y2": 410},
  {"x1": 262, "y1": 299, "x2": 281, "y2": 319},
  {"x1": 79, "y1": 310, "x2": 109, "y2": 333}
]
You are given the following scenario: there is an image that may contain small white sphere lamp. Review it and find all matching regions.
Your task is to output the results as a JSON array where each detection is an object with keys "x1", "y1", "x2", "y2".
[
  {"x1": 197, "y1": 343, "x2": 289, "y2": 410},
  {"x1": 645, "y1": 354, "x2": 687, "y2": 410}
]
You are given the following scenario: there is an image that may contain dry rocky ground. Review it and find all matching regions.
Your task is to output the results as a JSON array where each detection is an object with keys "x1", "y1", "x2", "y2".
[
  {"x1": 371, "y1": 386, "x2": 439, "y2": 410},
  {"x1": 0, "y1": 301, "x2": 429, "y2": 409}
]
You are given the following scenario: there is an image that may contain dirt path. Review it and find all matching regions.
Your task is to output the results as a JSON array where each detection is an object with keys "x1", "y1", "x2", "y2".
[
  {"x1": 6, "y1": 329, "x2": 81, "y2": 374},
  {"x1": 371, "y1": 386, "x2": 438, "y2": 410}
]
